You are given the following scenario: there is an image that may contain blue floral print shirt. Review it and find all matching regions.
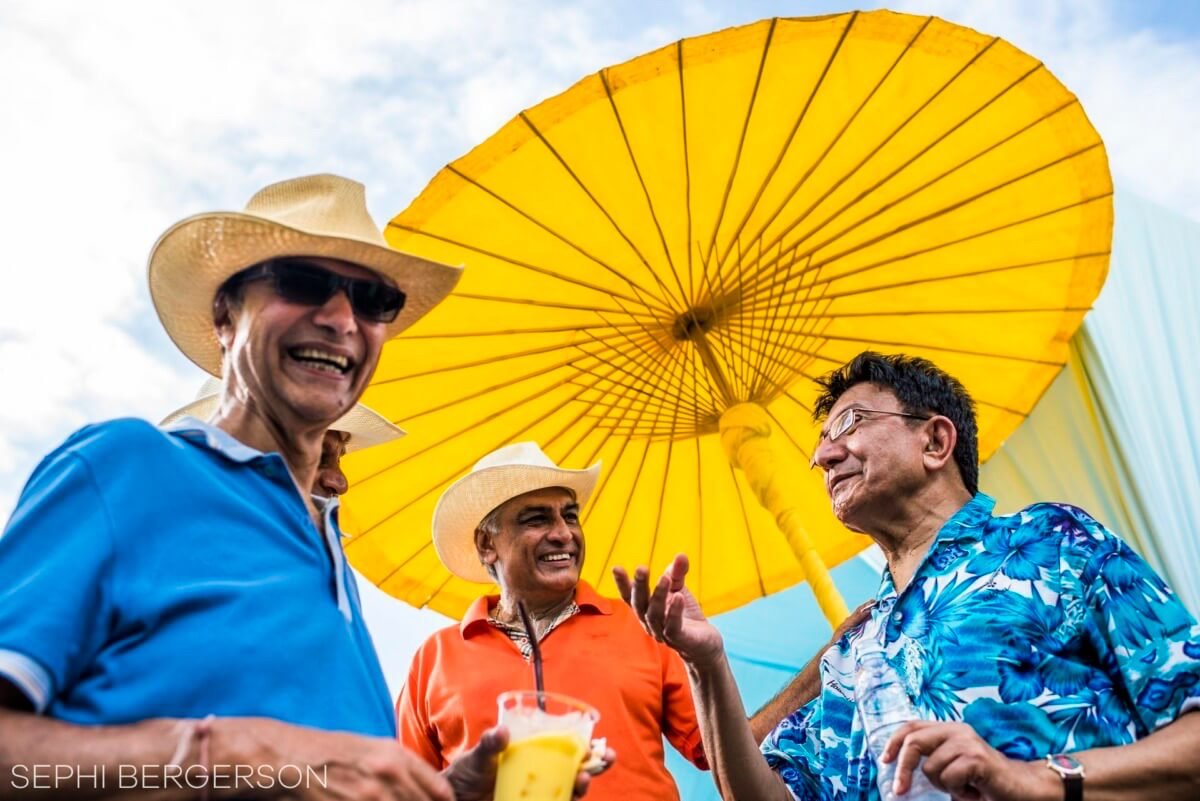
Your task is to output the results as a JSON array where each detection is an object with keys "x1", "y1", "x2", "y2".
[{"x1": 761, "y1": 493, "x2": 1200, "y2": 801}]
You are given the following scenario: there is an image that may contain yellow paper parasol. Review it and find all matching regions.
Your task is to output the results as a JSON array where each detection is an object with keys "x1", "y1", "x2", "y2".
[{"x1": 342, "y1": 10, "x2": 1112, "y2": 623}]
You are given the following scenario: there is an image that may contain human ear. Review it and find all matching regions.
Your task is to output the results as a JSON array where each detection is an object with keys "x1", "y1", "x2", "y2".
[
  {"x1": 474, "y1": 527, "x2": 497, "y2": 570},
  {"x1": 921, "y1": 416, "x2": 958, "y2": 471},
  {"x1": 213, "y1": 294, "x2": 238, "y2": 352}
]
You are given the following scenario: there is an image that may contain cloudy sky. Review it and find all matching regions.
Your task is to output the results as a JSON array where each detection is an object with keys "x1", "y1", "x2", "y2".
[{"x1": 2, "y1": 0, "x2": 1198, "y2": 692}]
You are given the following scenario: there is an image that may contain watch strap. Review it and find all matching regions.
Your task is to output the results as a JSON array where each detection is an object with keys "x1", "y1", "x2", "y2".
[{"x1": 1046, "y1": 754, "x2": 1084, "y2": 801}]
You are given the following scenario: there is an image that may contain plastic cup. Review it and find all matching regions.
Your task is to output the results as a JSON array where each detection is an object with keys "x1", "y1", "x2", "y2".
[{"x1": 494, "y1": 691, "x2": 600, "y2": 801}]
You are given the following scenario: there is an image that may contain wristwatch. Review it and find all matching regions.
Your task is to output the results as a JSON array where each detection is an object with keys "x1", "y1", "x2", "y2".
[{"x1": 1046, "y1": 753, "x2": 1085, "y2": 801}]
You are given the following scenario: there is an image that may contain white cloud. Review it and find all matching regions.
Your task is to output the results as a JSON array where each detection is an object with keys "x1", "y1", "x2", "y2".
[
  {"x1": 0, "y1": 0, "x2": 673, "y2": 504},
  {"x1": 892, "y1": 0, "x2": 1200, "y2": 220},
  {"x1": 0, "y1": 0, "x2": 689, "y2": 692}
]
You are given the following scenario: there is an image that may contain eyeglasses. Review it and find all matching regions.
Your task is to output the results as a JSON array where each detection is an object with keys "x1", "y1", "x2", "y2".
[
  {"x1": 234, "y1": 259, "x2": 406, "y2": 323},
  {"x1": 810, "y1": 407, "x2": 931, "y2": 469}
]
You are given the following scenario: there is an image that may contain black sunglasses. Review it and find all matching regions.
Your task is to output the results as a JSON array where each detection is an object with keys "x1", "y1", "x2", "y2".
[{"x1": 232, "y1": 259, "x2": 406, "y2": 323}]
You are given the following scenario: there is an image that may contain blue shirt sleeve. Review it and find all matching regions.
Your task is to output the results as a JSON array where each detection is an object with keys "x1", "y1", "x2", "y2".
[
  {"x1": 1066, "y1": 508, "x2": 1200, "y2": 734},
  {"x1": 0, "y1": 439, "x2": 116, "y2": 710},
  {"x1": 761, "y1": 699, "x2": 828, "y2": 801}
]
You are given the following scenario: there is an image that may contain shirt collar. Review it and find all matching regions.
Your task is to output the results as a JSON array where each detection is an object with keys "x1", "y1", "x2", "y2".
[
  {"x1": 874, "y1": 492, "x2": 996, "y2": 602},
  {"x1": 936, "y1": 492, "x2": 996, "y2": 543},
  {"x1": 163, "y1": 416, "x2": 265, "y2": 464},
  {"x1": 313, "y1": 493, "x2": 344, "y2": 532},
  {"x1": 460, "y1": 580, "x2": 612, "y2": 638}
]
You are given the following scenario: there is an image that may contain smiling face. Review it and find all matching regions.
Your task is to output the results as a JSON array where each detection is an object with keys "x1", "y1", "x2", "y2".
[
  {"x1": 215, "y1": 257, "x2": 389, "y2": 435},
  {"x1": 811, "y1": 383, "x2": 933, "y2": 533},
  {"x1": 476, "y1": 486, "x2": 585, "y2": 607}
]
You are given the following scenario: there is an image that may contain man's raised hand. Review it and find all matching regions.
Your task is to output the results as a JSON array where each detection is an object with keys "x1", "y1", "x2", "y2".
[{"x1": 613, "y1": 554, "x2": 723, "y2": 668}]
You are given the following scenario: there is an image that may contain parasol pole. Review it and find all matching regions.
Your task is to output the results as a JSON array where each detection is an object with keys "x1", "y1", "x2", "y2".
[
  {"x1": 718, "y1": 402, "x2": 850, "y2": 627},
  {"x1": 684, "y1": 322, "x2": 850, "y2": 627}
]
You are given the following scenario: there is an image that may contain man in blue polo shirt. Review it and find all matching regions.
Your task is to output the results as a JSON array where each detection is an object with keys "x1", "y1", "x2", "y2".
[{"x1": 0, "y1": 174, "x2": 524, "y2": 800}]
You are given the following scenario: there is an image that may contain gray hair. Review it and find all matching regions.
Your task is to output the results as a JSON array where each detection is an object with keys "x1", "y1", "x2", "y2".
[
  {"x1": 474, "y1": 486, "x2": 578, "y2": 580},
  {"x1": 476, "y1": 504, "x2": 505, "y2": 580}
]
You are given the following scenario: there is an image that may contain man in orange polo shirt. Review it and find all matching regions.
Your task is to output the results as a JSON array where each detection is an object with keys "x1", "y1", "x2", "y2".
[{"x1": 397, "y1": 442, "x2": 708, "y2": 801}]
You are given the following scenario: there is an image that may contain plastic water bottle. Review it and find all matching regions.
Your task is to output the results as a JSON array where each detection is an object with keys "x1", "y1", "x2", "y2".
[{"x1": 855, "y1": 640, "x2": 948, "y2": 800}]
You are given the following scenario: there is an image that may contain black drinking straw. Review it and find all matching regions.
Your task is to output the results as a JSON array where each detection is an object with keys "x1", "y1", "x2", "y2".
[{"x1": 516, "y1": 601, "x2": 547, "y2": 711}]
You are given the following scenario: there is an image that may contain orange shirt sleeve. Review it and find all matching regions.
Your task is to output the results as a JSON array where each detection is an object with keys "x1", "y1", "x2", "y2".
[
  {"x1": 659, "y1": 641, "x2": 709, "y2": 770},
  {"x1": 396, "y1": 642, "x2": 444, "y2": 769}
]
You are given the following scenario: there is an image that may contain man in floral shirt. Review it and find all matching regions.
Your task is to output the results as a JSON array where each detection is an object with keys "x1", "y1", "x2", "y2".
[{"x1": 618, "y1": 351, "x2": 1200, "y2": 801}]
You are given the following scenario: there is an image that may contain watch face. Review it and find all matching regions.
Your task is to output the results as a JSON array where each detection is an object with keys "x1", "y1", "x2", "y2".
[{"x1": 1048, "y1": 754, "x2": 1085, "y2": 776}]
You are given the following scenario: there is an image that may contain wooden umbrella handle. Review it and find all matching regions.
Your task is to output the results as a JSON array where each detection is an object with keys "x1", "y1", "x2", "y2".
[{"x1": 719, "y1": 402, "x2": 850, "y2": 626}]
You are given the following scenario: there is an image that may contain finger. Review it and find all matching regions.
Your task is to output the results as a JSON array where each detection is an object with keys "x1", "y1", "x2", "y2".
[
  {"x1": 919, "y1": 731, "x2": 964, "y2": 780},
  {"x1": 931, "y1": 753, "x2": 982, "y2": 799},
  {"x1": 477, "y1": 724, "x2": 509, "y2": 757},
  {"x1": 834, "y1": 603, "x2": 873, "y2": 640},
  {"x1": 666, "y1": 553, "x2": 689, "y2": 590},
  {"x1": 412, "y1": 760, "x2": 455, "y2": 801},
  {"x1": 850, "y1": 600, "x2": 874, "y2": 621},
  {"x1": 389, "y1": 759, "x2": 449, "y2": 801},
  {"x1": 645, "y1": 572, "x2": 672, "y2": 641},
  {"x1": 892, "y1": 734, "x2": 927, "y2": 796},
  {"x1": 663, "y1": 593, "x2": 685, "y2": 644},
  {"x1": 572, "y1": 771, "x2": 593, "y2": 799},
  {"x1": 612, "y1": 567, "x2": 633, "y2": 604},
  {"x1": 881, "y1": 720, "x2": 930, "y2": 763},
  {"x1": 631, "y1": 566, "x2": 652, "y2": 622}
]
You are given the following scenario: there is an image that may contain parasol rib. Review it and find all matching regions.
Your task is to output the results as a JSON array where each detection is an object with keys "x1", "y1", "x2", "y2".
[
  {"x1": 388, "y1": 221, "x2": 669, "y2": 313},
  {"x1": 372, "y1": 329, "x2": 658, "y2": 383},
  {"x1": 446, "y1": 164, "x2": 677, "y2": 312},
  {"x1": 703, "y1": 13, "x2": 855, "y2": 296},
  {"x1": 700, "y1": 16, "x2": 782, "y2": 280},
  {"x1": 787, "y1": 145, "x2": 1107, "y2": 286},
  {"x1": 357, "y1": 345, "x2": 682, "y2": 574},
  {"x1": 518, "y1": 111, "x2": 688, "y2": 311},
  {"x1": 675, "y1": 39, "x2": 697, "y2": 304},
  {"x1": 449, "y1": 291, "x2": 657, "y2": 318},
  {"x1": 716, "y1": 26, "x2": 1002, "y2": 283},
  {"x1": 583, "y1": 315, "x2": 717, "y2": 415},
  {"x1": 728, "y1": 321, "x2": 1065, "y2": 366},
  {"x1": 738, "y1": 303, "x2": 1098, "y2": 320},
  {"x1": 726, "y1": 59, "x2": 1050, "y2": 291},
  {"x1": 736, "y1": 100, "x2": 1091, "y2": 298},
  {"x1": 744, "y1": 250, "x2": 1110, "y2": 308},
  {"x1": 591, "y1": 336, "x2": 697, "y2": 580},
  {"x1": 600, "y1": 68, "x2": 689, "y2": 307},
  {"x1": 743, "y1": 191, "x2": 1111, "y2": 304},
  {"x1": 348, "y1": 343, "x2": 668, "y2": 494},
  {"x1": 714, "y1": 16, "x2": 935, "y2": 281}
]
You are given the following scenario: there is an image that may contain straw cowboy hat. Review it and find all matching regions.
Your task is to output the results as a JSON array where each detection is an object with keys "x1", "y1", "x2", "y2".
[
  {"x1": 148, "y1": 173, "x2": 462, "y2": 376},
  {"x1": 161, "y1": 377, "x2": 405, "y2": 452},
  {"x1": 433, "y1": 442, "x2": 601, "y2": 583}
]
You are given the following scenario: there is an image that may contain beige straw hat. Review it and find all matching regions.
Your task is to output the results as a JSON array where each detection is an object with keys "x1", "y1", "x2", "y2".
[
  {"x1": 433, "y1": 442, "x2": 601, "y2": 583},
  {"x1": 148, "y1": 173, "x2": 462, "y2": 376},
  {"x1": 161, "y1": 377, "x2": 406, "y2": 453}
]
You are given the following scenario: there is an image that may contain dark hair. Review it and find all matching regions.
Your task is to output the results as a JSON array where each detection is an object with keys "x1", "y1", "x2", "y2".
[
  {"x1": 812, "y1": 351, "x2": 979, "y2": 495},
  {"x1": 212, "y1": 265, "x2": 258, "y2": 322}
]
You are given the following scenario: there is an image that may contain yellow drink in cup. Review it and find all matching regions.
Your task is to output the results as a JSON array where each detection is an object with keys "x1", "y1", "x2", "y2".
[{"x1": 495, "y1": 691, "x2": 599, "y2": 801}]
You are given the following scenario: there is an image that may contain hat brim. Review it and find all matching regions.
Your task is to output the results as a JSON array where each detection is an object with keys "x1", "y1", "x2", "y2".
[
  {"x1": 148, "y1": 211, "x2": 462, "y2": 376},
  {"x1": 432, "y1": 462, "x2": 602, "y2": 583},
  {"x1": 161, "y1": 394, "x2": 405, "y2": 452}
]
